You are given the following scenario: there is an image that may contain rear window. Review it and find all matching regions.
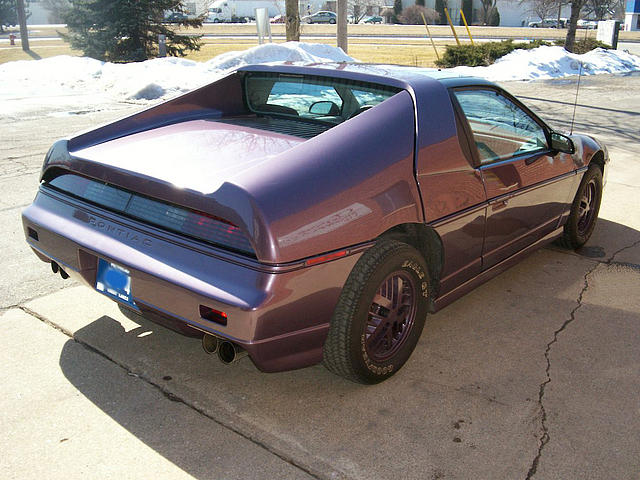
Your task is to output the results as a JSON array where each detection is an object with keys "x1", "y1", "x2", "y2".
[{"x1": 244, "y1": 72, "x2": 401, "y2": 123}]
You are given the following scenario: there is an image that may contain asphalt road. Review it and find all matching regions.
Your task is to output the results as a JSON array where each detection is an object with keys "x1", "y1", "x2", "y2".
[{"x1": 1, "y1": 72, "x2": 639, "y2": 479}]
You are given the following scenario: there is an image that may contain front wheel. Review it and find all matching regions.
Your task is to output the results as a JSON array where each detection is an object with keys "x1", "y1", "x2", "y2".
[
  {"x1": 323, "y1": 240, "x2": 430, "y2": 384},
  {"x1": 559, "y1": 164, "x2": 603, "y2": 249},
  {"x1": 329, "y1": 18, "x2": 336, "y2": 24}
]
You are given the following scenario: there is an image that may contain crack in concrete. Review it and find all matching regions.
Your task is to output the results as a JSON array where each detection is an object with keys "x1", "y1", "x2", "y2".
[
  {"x1": 15, "y1": 305, "x2": 330, "y2": 480},
  {"x1": 607, "y1": 238, "x2": 640, "y2": 264},
  {"x1": 526, "y1": 237, "x2": 640, "y2": 479},
  {"x1": 525, "y1": 260, "x2": 598, "y2": 480}
]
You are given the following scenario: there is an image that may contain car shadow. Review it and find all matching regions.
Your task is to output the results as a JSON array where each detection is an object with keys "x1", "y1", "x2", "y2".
[{"x1": 58, "y1": 217, "x2": 639, "y2": 479}]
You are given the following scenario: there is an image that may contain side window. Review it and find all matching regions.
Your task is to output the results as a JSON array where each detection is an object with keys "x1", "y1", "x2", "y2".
[{"x1": 454, "y1": 89, "x2": 548, "y2": 165}]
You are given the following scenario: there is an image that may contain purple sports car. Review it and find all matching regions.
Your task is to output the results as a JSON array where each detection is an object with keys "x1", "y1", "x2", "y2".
[{"x1": 22, "y1": 63, "x2": 608, "y2": 383}]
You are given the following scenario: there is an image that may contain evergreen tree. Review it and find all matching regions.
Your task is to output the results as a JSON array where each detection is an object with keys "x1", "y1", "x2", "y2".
[
  {"x1": 392, "y1": 0, "x2": 403, "y2": 23},
  {"x1": 435, "y1": 0, "x2": 447, "y2": 24},
  {"x1": 488, "y1": 6, "x2": 500, "y2": 25},
  {"x1": 460, "y1": 0, "x2": 472, "y2": 25},
  {"x1": 0, "y1": 0, "x2": 18, "y2": 32},
  {"x1": 62, "y1": 0, "x2": 203, "y2": 62}
]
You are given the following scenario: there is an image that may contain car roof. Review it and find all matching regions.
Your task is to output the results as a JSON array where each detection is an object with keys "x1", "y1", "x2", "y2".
[{"x1": 238, "y1": 62, "x2": 494, "y2": 90}]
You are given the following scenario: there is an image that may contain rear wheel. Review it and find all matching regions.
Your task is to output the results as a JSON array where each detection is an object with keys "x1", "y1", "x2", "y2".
[
  {"x1": 559, "y1": 164, "x2": 603, "y2": 249},
  {"x1": 323, "y1": 240, "x2": 430, "y2": 384}
]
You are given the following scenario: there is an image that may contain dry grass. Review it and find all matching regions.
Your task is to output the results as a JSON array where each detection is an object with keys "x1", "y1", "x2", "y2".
[{"x1": 0, "y1": 37, "x2": 446, "y2": 67}]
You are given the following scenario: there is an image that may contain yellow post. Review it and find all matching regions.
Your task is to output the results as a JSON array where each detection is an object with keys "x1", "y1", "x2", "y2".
[
  {"x1": 444, "y1": 7, "x2": 460, "y2": 46},
  {"x1": 420, "y1": 12, "x2": 440, "y2": 61},
  {"x1": 459, "y1": 9, "x2": 474, "y2": 46}
]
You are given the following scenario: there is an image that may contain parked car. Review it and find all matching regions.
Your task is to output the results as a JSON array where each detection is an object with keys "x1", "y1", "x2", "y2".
[
  {"x1": 164, "y1": 11, "x2": 189, "y2": 23},
  {"x1": 528, "y1": 18, "x2": 558, "y2": 28},
  {"x1": 22, "y1": 64, "x2": 608, "y2": 384},
  {"x1": 301, "y1": 11, "x2": 337, "y2": 23},
  {"x1": 363, "y1": 15, "x2": 383, "y2": 24},
  {"x1": 577, "y1": 19, "x2": 598, "y2": 29}
]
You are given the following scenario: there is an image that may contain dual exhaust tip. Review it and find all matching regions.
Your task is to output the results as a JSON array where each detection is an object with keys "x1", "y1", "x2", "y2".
[
  {"x1": 49, "y1": 259, "x2": 243, "y2": 364},
  {"x1": 202, "y1": 334, "x2": 247, "y2": 364},
  {"x1": 51, "y1": 261, "x2": 69, "y2": 279}
]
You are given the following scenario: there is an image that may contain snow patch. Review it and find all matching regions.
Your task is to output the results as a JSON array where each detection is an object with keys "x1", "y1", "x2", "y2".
[
  {"x1": 0, "y1": 42, "x2": 638, "y2": 116},
  {"x1": 448, "y1": 45, "x2": 640, "y2": 82}
]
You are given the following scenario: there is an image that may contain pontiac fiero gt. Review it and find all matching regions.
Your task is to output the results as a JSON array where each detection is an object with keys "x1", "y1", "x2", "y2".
[{"x1": 22, "y1": 63, "x2": 608, "y2": 383}]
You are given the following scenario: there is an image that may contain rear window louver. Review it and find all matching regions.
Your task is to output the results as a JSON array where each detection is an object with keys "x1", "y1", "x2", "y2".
[
  {"x1": 45, "y1": 174, "x2": 255, "y2": 257},
  {"x1": 218, "y1": 117, "x2": 332, "y2": 140}
]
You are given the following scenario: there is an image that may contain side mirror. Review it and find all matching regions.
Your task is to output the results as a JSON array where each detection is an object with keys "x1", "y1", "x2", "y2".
[
  {"x1": 550, "y1": 132, "x2": 575, "y2": 154},
  {"x1": 309, "y1": 101, "x2": 339, "y2": 116}
]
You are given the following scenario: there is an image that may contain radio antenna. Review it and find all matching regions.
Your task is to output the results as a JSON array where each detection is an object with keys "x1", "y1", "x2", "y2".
[{"x1": 570, "y1": 60, "x2": 583, "y2": 135}]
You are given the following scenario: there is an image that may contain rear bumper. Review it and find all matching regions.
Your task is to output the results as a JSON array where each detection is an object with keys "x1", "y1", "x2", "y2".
[{"x1": 22, "y1": 188, "x2": 363, "y2": 372}]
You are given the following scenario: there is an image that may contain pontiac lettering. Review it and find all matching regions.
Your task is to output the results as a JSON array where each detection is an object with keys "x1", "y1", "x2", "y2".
[{"x1": 87, "y1": 216, "x2": 152, "y2": 247}]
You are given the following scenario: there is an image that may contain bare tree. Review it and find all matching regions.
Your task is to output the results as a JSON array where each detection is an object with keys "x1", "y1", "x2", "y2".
[
  {"x1": 285, "y1": 0, "x2": 300, "y2": 41},
  {"x1": 583, "y1": 0, "x2": 620, "y2": 20},
  {"x1": 564, "y1": 0, "x2": 587, "y2": 51},
  {"x1": 349, "y1": 0, "x2": 385, "y2": 23},
  {"x1": 522, "y1": 0, "x2": 558, "y2": 21},
  {"x1": 399, "y1": 5, "x2": 440, "y2": 24},
  {"x1": 480, "y1": 0, "x2": 496, "y2": 24}
]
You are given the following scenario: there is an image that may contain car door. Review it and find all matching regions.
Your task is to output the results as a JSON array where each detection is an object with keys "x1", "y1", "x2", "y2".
[{"x1": 452, "y1": 87, "x2": 577, "y2": 270}]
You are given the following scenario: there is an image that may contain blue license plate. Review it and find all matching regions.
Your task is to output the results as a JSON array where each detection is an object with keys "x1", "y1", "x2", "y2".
[{"x1": 95, "y1": 259, "x2": 138, "y2": 310}]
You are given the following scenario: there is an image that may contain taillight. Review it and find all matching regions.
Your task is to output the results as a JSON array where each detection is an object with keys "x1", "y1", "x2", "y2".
[
  {"x1": 46, "y1": 174, "x2": 255, "y2": 256},
  {"x1": 199, "y1": 305, "x2": 227, "y2": 326}
]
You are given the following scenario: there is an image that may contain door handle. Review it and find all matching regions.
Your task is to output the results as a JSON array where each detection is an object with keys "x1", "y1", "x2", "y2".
[{"x1": 490, "y1": 199, "x2": 508, "y2": 211}]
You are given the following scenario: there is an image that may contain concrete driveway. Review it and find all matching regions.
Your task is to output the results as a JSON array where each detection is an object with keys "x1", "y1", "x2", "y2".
[{"x1": 1, "y1": 73, "x2": 639, "y2": 480}]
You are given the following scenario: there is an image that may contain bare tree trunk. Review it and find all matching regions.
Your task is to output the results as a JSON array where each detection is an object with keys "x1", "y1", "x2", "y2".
[
  {"x1": 285, "y1": 0, "x2": 299, "y2": 41},
  {"x1": 564, "y1": 0, "x2": 583, "y2": 52},
  {"x1": 337, "y1": 0, "x2": 347, "y2": 53},
  {"x1": 16, "y1": 0, "x2": 30, "y2": 51}
]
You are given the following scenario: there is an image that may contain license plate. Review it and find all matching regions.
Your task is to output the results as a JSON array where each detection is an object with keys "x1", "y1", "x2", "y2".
[{"x1": 95, "y1": 259, "x2": 138, "y2": 309}]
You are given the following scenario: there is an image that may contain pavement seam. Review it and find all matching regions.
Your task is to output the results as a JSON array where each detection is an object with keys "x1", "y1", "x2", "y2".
[
  {"x1": 1, "y1": 282, "x2": 78, "y2": 311},
  {"x1": 525, "y1": 237, "x2": 640, "y2": 479},
  {"x1": 16, "y1": 305, "x2": 331, "y2": 480}
]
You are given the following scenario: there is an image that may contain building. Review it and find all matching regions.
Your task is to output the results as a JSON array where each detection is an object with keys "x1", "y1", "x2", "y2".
[{"x1": 626, "y1": 0, "x2": 640, "y2": 30}]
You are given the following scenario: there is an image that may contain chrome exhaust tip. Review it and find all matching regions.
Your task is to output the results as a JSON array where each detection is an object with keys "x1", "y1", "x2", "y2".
[
  {"x1": 217, "y1": 341, "x2": 248, "y2": 364},
  {"x1": 202, "y1": 334, "x2": 220, "y2": 355}
]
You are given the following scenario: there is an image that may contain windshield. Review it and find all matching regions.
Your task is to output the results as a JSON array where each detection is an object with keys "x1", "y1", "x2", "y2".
[{"x1": 244, "y1": 72, "x2": 401, "y2": 124}]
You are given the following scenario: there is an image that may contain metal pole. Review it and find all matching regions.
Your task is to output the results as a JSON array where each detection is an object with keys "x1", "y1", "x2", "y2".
[
  {"x1": 459, "y1": 9, "x2": 474, "y2": 45},
  {"x1": 16, "y1": 0, "x2": 30, "y2": 52},
  {"x1": 421, "y1": 12, "x2": 440, "y2": 60},
  {"x1": 158, "y1": 34, "x2": 167, "y2": 57},
  {"x1": 444, "y1": 8, "x2": 460, "y2": 46},
  {"x1": 337, "y1": 0, "x2": 347, "y2": 53}
]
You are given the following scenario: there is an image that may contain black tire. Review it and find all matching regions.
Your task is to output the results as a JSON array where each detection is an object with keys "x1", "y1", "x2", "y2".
[
  {"x1": 329, "y1": 18, "x2": 336, "y2": 24},
  {"x1": 558, "y1": 164, "x2": 603, "y2": 249},
  {"x1": 323, "y1": 240, "x2": 430, "y2": 384}
]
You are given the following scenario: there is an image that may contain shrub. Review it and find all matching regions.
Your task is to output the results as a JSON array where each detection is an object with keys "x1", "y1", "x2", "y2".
[
  {"x1": 554, "y1": 38, "x2": 612, "y2": 54},
  {"x1": 435, "y1": 40, "x2": 551, "y2": 67},
  {"x1": 399, "y1": 5, "x2": 439, "y2": 25}
]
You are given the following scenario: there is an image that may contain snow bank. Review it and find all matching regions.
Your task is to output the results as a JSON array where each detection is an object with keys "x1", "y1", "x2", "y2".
[
  {"x1": 449, "y1": 45, "x2": 640, "y2": 82},
  {"x1": 0, "y1": 42, "x2": 353, "y2": 108},
  {"x1": 0, "y1": 42, "x2": 638, "y2": 115}
]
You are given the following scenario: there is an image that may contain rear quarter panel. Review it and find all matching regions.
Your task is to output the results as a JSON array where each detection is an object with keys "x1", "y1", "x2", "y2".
[{"x1": 231, "y1": 90, "x2": 423, "y2": 263}]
